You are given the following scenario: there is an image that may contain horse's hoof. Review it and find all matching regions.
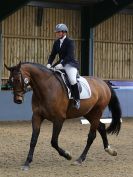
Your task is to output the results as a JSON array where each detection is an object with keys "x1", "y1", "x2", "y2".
[
  {"x1": 72, "y1": 158, "x2": 83, "y2": 166},
  {"x1": 105, "y1": 147, "x2": 117, "y2": 156},
  {"x1": 21, "y1": 165, "x2": 30, "y2": 171},
  {"x1": 72, "y1": 160, "x2": 82, "y2": 166},
  {"x1": 111, "y1": 150, "x2": 117, "y2": 156},
  {"x1": 65, "y1": 151, "x2": 72, "y2": 160}
]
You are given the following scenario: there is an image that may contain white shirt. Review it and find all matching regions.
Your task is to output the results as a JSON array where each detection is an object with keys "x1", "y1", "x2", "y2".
[{"x1": 60, "y1": 35, "x2": 66, "y2": 48}]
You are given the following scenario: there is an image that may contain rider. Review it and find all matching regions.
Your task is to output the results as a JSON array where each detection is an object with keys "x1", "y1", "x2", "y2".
[{"x1": 46, "y1": 23, "x2": 80, "y2": 109}]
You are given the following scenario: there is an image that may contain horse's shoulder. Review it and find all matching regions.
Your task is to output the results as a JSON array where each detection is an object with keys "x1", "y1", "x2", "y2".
[{"x1": 53, "y1": 71, "x2": 66, "y2": 89}]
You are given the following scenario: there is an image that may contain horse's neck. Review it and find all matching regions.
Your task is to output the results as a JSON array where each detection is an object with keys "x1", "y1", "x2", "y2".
[
  {"x1": 30, "y1": 68, "x2": 51, "y2": 82},
  {"x1": 22, "y1": 64, "x2": 53, "y2": 94}
]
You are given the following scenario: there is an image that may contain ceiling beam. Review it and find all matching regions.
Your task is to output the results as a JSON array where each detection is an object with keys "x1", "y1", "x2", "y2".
[
  {"x1": 0, "y1": 0, "x2": 30, "y2": 22},
  {"x1": 90, "y1": 0, "x2": 133, "y2": 27}
]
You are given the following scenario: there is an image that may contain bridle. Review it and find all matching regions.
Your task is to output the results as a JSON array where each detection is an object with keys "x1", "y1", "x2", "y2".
[{"x1": 8, "y1": 70, "x2": 30, "y2": 96}]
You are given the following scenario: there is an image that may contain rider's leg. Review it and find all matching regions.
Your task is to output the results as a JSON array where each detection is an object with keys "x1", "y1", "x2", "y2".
[
  {"x1": 71, "y1": 83, "x2": 80, "y2": 109},
  {"x1": 64, "y1": 64, "x2": 80, "y2": 109}
]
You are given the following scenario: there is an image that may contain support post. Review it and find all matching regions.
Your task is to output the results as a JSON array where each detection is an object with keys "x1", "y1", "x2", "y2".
[
  {"x1": 89, "y1": 28, "x2": 94, "y2": 76},
  {"x1": 81, "y1": 6, "x2": 90, "y2": 76},
  {"x1": 0, "y1": 23, "x2": 2, "y2": 90},
  {"x1": 81, "y1": 6, "x2": 94, "y2": 76}
]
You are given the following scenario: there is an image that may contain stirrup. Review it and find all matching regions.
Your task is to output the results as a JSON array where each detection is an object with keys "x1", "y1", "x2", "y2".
[{"x1": 73, "y1": 100, "x2": 80, "y2": 109}]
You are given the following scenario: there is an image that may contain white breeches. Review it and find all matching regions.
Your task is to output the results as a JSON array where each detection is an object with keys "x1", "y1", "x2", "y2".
[{"x1": 64, "y1": 64, "x2": 78, "y2": 85}]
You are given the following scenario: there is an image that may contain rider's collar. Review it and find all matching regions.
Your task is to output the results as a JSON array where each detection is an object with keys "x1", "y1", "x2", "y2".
[{"x1": 60, "y1": 35, "x2": 66, "y2": 43}]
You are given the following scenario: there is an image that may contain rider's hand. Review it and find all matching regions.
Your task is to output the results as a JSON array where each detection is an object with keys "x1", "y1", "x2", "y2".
[
  {"x1": 46, "y1": 64, "x2": 51, "y2": 69},
  {"x1": 55, "y1": 64, "x2": 63, "y2": 70}
]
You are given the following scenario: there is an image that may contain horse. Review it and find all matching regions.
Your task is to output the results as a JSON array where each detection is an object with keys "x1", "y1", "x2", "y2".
[{"x1": 5, "y1": 61, "x2": 121, "y2": 170}]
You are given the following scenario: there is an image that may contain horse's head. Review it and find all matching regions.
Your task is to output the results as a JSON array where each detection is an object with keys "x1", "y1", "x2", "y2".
[{"x1": 5, "y1": 61, "x2": 30, "y2": 104}]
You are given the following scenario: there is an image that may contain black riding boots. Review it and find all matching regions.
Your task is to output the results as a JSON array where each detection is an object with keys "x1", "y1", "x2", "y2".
[{"x1": 71, "y1": 83, "x2": 80, "y2": 109}]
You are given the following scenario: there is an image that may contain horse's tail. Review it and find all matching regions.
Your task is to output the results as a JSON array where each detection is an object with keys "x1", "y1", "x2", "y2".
[{"x1": 106, "y1": 82, "x2": 122, "y2": 135}]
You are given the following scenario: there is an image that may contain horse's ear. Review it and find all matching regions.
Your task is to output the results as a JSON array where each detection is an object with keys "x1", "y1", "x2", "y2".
[
  {"x1": 4, "y1": 63, "x2": 11, "y2": 71},
  {"x1": 17, "y1": 61, "x2": 21, "y2": 70}
]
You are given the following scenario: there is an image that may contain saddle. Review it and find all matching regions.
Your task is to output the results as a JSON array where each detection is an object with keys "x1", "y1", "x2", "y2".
[{"x1": 52, "y1": 68, "x2": 82, "y2": 98}]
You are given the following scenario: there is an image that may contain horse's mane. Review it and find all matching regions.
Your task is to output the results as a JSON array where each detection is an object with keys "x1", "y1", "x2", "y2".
[
  {"x1": 22, "y1": 62, "x2": 50, "y2": 72},
  {"x1": 22, "y1": 62, "x2": 66, "y2": 90}
]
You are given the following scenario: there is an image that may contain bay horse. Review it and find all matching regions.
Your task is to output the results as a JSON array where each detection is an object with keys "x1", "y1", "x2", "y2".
[{"x1": 5, "y1": 61, "x2": 121, "y2": 170}]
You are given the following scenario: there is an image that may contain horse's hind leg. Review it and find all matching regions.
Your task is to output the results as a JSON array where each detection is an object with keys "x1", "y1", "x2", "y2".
[
  {"x1": 74, "y1": 126, "x2": 97, "y2": 165},
  {"x1": 74, "y1": 108, "x2": 101, "y2": 165},
  {"x1": 51, "y1": 120, "x2": 72, "y2": 160},
  {"x1": 98, "y1": 122, "x2": 117, "y2": 156}
]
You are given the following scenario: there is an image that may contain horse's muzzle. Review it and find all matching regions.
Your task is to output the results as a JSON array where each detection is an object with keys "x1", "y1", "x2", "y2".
[{"x1": 14, "y1": 95, "x2": 23, "y2": 104}]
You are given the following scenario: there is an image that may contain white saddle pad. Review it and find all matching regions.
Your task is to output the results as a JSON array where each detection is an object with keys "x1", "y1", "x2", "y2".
[
  {"x1": 68, "y1": 76, "x2": 91, "y2": 100},
  {"x1": 78, "y1": 76, "x2": 91, "y2": 99},
  {"x1": 51, "y1": 69, "x2": 91, "y2": 100}
]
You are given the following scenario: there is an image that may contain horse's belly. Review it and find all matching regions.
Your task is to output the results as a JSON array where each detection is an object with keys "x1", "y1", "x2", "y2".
[{"x1": 66, "y1": 100, "x2": 93, "y2": 119}]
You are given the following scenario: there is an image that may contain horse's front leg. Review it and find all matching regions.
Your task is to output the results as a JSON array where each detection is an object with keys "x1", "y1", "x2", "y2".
[
  {"x1": 51, "y1": 120, "x2": 72, "y2": 160},
  {"x1": 22, "y1": 114, "x2": 43, "y2": 170}
]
